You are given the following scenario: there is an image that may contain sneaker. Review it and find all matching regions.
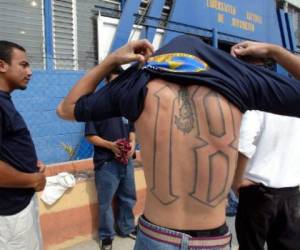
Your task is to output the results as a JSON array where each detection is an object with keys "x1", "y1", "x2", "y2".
[{"x1": 101, "y1": 238, "x2": 112, "y2": 250}]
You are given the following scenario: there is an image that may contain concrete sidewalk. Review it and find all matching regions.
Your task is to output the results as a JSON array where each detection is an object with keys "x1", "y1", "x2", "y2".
[{"x1": 64, "y1": 217, "x2": 239, "y2": 250}]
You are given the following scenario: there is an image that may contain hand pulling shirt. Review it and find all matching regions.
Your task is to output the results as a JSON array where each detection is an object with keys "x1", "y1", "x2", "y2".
[
  {"x1": 75, "y1": 35, "x2": 300, "y2": 123},
  {"x1": 0, "y1": 91, "x2": 38, "y2": 215}
]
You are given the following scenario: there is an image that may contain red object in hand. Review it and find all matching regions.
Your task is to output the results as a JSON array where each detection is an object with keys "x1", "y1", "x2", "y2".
[{"x1": 115, "y1": 138, "x2": 131, "y2": 164}]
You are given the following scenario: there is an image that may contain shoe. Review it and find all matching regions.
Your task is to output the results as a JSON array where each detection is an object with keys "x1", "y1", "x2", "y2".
[
  {"x1": 101, "y1": 238, "x2": 112, "y2": 250},
  {"x1": 117, "y1": 226, "x2": 138, "y2": 240},
  {"x1": 101, "y1": 245, "x2": 112, "y2": 250},
  {"x1": 128, "y1": 226, "x2": 138, "y2": 240}
]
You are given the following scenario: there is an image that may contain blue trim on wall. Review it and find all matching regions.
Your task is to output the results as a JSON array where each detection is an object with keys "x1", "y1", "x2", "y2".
[
  {"x1": 285, "y1": 13, "x2": 296, "y2": 52},
  {"x1": 277, "y1": 9, "x2": 289, "y2": 49},
  {"x1": 143, "y1": 0, "x2": 165, "y2": 42},
  {"x1": 212, "y1": 29, "x2": 218, "y2": 48},
  {"x1": 120, "y1": 0, "x2": 126, "y2": 10},
  {"x1": 44, "y1": 0, "x2": 54, "y2": 70},
  {"x1": 110, "y1": 0, "x2": 142, "y2": 52}
]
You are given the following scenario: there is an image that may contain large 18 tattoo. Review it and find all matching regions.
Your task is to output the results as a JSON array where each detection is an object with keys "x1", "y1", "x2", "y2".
[
  {"x1": 189, "y1": 88, "x2": 235, "y2": 207},
  {"x1": 151, "y1": 85, "x2": 238, "y2": 207},
  {"x1": 151, "y1": 86, "x2": 179, "y2": 205}
]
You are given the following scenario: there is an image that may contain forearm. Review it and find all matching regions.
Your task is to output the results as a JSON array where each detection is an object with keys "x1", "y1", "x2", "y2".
[
  {"x1": 57, "y1": 55, "x2": 117, "y2": 120},
  {"x1": 86, "y1": 135, "x2": 113, "y2": 149},
  {"x1": 129, "y1": 132, "x2": 136, "y2": 145},
  {"x1": 270, "y1": 45, "x2": 300, "y2": 80},
  {"x1": 0, "y1": 161, "x2": 38, "y2": 188},
  {"x1": 232, "y1": 153, "x2": 249, "y2": 188}
]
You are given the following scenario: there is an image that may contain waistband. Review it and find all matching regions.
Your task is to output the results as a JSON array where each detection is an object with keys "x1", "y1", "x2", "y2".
[
  {"x1": 138, "y1": 216, "x2": 231, "y2": 249},
  {"x1": 243, "y1": 184, "x2": 300, "y2": 195}
]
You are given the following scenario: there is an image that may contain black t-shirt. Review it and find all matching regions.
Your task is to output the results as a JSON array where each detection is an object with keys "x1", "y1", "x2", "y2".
[
  {"x1": 85, "y1": 117, "x2": 134, "y2": 167},
  {"x1": 75, "y1": 35, "x2": 300, "y2": 123},
  {"x1": 0, "y1": 91, "x2": 38, "y2": 215}
]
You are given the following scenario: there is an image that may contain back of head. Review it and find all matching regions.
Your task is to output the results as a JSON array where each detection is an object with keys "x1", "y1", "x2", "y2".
[
  {"x1": 0, "y1": 41, "x2": 25, "y2": 64},
  {"x1": 105, "y1": 66, "x2": 124, "y2": 83}
]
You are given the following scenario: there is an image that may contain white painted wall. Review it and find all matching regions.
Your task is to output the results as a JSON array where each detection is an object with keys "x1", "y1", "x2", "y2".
[{"x1": 97, "y1": 12, "x2": 165, "y2": 63}]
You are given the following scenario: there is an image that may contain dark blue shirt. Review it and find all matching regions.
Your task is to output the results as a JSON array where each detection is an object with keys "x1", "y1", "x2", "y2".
[
  {"x1": 0, "y1": 91, "x2": 38, "y2": 215},
  {"x1": 85, "y1": 117, "x2": 134, "y2": 167},
  {"x1": 75, "y1": 35, "x2": 300, "y2": 122}
]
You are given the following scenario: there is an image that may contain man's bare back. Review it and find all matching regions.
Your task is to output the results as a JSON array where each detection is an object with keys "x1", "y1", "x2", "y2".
[{"x1": 135, "y1": 79, "x2": 242, "y2": 230}]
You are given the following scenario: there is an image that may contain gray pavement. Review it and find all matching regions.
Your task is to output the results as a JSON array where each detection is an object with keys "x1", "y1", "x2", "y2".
[{"x1": 64, "y1": 217, "x2": 238, "y2": 250}]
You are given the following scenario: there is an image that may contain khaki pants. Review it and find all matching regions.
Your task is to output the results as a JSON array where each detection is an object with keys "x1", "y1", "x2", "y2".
[{"x1": 0, "y1": 195, "x2": 43, "y2": 250}]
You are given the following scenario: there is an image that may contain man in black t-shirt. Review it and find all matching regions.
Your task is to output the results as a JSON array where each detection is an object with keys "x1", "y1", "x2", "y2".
[
  {"x1": 85, "y1": 68, "x2": 137, "y2": 250},
  {"x1": 0, "y1": 41, "x2": 46, "y2": 250}
]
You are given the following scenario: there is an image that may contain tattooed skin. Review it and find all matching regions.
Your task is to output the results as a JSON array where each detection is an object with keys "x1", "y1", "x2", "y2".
[
  {"x1": 175, "y1": 87, "x2": 195, "y2": 134},
  {"x1": 135, "y1": 79, "x2": 242, "y2": 229}
]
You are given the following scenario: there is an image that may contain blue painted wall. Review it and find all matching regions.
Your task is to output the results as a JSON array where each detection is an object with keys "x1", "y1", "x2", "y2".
[
  {"x1": 163, "y1": 0, "x2": 281, "y2": 44},
  {"x1": 12, "y1": 71, "x2": 85, "y2": 164},
  {"x1": 112, "y1": 0, "x2": 289, "y2": 47}
]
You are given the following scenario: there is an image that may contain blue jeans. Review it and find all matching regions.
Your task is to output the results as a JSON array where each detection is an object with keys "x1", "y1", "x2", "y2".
[
  {"x1": 134, "y1": 216, "x2": 231, "y2": 250},
  {"x1": 226, "y1": 190, "x2": 239, "y2": 217},
  {"x1": 95, "y1": 159, "x2": 136, "y2": 240}
]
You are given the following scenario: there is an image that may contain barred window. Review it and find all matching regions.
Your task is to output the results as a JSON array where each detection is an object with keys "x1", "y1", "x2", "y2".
[
  {"x1": 77, "y1": 0, "x2": 121, "y2": 69},
  {"x1": 53, "y1": 0, "x2": 121, "y2": 70},
  {"x1": 288, "y1": 5, "x2": 300, "y2": 48},
  {"x1": 52, "y1": 0, "x2": 76, "y2": 70},
  {"x1": 0, "y1": 0, "x2": 45, "y2": 69}
]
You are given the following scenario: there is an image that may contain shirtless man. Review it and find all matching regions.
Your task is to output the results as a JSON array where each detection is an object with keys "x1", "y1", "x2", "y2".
[{"x1": 57, "y1": 35, "x2": 300, "y2": 249}]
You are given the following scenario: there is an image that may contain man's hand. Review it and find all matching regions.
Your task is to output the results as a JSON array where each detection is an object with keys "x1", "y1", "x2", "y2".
[
  {"x1": 109, "y1": 141, "x2": 121, "y2": 157},
  {"x1": 107, "y1": 39, "x2": 154, "y2": 66},
  {"x1": 127, "y1": 141, "x2": 135, "y2": 158},
  {"x1": 231, "y1": 41, "x2": 277, "y2": 59},
  {"x1": 31, "y1": 173, "x2": 46, "y2": 192},
  {"x1": 231, "y1": 41, "x2": 280, "y2": 65},
  {"x1": 37, "y1": 160, "x2": 46, "y2": 173}
]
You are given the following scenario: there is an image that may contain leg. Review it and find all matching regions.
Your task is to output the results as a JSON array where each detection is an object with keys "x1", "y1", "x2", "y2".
[
  {"x1": 115, "y1": 159, "x2": 137, "y2": 235},
  {"x1": 6, "y1": 197, "x2": 41, "y2": 250},
  {"x1": 226, "y1": 189, "x2": 238, "y2": 217},
  {"x1": 267, "y1": 190, "x2": 300, "y2": 250},
  {"x1": 95, "y1": 161, "x2": 120, "y2": 240},
  {"x1": 235, "y1": 185, "x2": 274, "y2": 250},
  {"x1": 32, "y1": 194, "x2": 43, "y2": 249}
]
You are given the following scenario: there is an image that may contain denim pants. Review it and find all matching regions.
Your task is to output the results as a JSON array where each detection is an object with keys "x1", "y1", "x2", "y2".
[
  {"x1": 95, "y1": 159, "x2": 136, "y2": 240},
  {"x1": 134, "y1": 216, "x2": 231, "y2": 250}
]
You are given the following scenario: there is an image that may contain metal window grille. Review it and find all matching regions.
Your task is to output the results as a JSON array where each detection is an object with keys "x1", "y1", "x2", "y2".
[
  {"x1": 0, "y1": 0, "x2": 45, "y2": 69},
  {"x1": 52, "y1": 0, "x2": 77, "y2": 70},
  {"x1": 288, "y1": 4, "x2": 300, "y2": 48}
]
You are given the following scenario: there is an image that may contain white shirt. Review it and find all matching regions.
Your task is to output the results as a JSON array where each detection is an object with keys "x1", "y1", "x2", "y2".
[{"x1": 239, "y1": 111, "x2": 300, "y2": 188}]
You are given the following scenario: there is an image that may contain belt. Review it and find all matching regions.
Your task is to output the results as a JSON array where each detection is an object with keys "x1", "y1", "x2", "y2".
[{"x1": 138, "y1": 217, "x2": 231, "y2": 248}]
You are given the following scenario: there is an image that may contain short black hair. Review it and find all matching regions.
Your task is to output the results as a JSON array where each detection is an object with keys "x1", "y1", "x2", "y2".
[
  {"x1": 0, "y1": 41, "x2": 25, "y2": 64},
  {"x1": 105, "y1": 66, "x2": 124, "y2": 83}
]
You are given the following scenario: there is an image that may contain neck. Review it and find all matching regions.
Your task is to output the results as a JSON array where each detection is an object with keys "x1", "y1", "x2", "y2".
[{"x1": 0, "y1": 79, "x2": 12, "y2": 93}]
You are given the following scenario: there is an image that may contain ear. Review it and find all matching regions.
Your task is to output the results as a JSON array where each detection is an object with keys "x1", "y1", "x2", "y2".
[{"x1": 0, "y1": 60, "x2": 8, "y2": 73}]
